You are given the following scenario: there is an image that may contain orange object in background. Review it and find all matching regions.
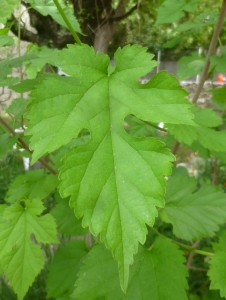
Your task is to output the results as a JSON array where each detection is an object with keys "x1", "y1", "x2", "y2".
[{"x1": 217, "y1": 74, "x2": 226, "y2": 83}]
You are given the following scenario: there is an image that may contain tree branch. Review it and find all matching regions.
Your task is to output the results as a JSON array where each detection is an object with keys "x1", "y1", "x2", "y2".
[
  {"x1": 10, "y1": 14, "x2": 39, "y2": 44},
  {"x1": 10, "y1": 13, "x2": 76, "y2": 49},
  {"x1": 192, "y1": 0, "x2": 226, "y2": 104},
  {"x1": 110, "y1": 3, "x2": 139, "y2": 22},
  {"x1": 172, "y1": 0, "x2": 226, "y2": 156},
  {"x1": 0, "y1": 116, "x2": 57, "y2": 176}
]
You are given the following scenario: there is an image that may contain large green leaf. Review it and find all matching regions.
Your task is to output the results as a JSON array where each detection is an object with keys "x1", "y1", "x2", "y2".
[
  {"x1": 167, "y1": 107, "x2": 225, "y2": 150},
  {"x1": 25, "y1": 44, "x2": 194, "y2": 290},
  {"x1": 46, "y1": 240, "x2": 88, "y2": 299},
  {"x1": 0, "y1": 199, "x2": 58, "y2": 299},
  {"x1": 25, "y1": 44, "x2": 194, "y2": 162},
  {"x1": 0, "y1": 0, "x2": 20, "y2": 24},
  {"x1": 6, "y1": 169, "x2": 59, "y2": 203},
  {"x1": 73, "y1": 238, "x2": 188, "y2": 300},
  {"x1": 24, "y1": 45, "x2": 58, "y2": 79},
  {"x1": 156, "y1": 0, "x2": 198, "y2": 24},
  {"x1": 27, "y1": 0, "x2": 82, "y2": 33},
  {"x1": 160, "y1": 169, "x2": 226, "y2": 241}
]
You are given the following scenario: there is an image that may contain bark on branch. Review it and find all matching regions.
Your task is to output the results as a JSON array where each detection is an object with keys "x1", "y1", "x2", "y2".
[
  {"x1": 109, "y1": 3, "x2": 139, "y2": 23},
  {"x1": 10, "y1": 11, "x2": 75, "y2": 49},
  {"x1": 0, "y1": 116, "x2": 57, "y2": 176}
]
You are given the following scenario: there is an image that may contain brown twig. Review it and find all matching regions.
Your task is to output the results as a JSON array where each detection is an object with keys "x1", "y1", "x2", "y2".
[
  {"x1": 0, "y1": 116, "x2": 58, "y2": 176},
  {"x1": 172, "y1": 141, "x2": 180, "y2": 156},
  {"x1": 110, "y1": 3, "x2": 139, "y2": 23},
  {"x1": 212, "y1": 157, "x2": 218, "y2": 184},
  {"x1": 192, "y1": 0, "x2": 226, "y2": 104},
  {"x1": 186, "y1": 240, "x2": 201, "y2": 269},
  {"x1": 171, "y1": 0, "x2": 226, "y2": 155}
]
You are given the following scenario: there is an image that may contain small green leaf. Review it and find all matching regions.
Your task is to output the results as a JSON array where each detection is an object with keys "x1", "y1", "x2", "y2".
[
  {"x1": 176, "y1": 11, "x2": 218, "y2": 32},
  {"x1": 177, "y1": 52, "x2": 205, "y2": 80},
  {"x1": 0, "y1": 35, "x2": 15, "y2": 47},
  {"x1": 10, "y1": 79, "x2": 40, "y2": 93},
  {"x1": 161, "y1": 170, "x2": 226, "y2": 241},
  {"x1": 156, "y1": 0, "x2": 198, "y2": 24},
  {"x1": 0, "y1": 199, "x2": 59, "y2": 299},
  {"x1": 46, "y1": 240, "x2": 88, "y2": 299},
  {"x1": 6, "y1": 98, "x2": 31, "y2": 118},
  {"x1": 0, "y1": 130, "x2": 18, "y2": 158},
  {"x1": 73, "y1": 238, "x2": 188, "y2": 299},
  {"x1": 164, "y1": 35, "x2": 188, "y2": 48},
  {"x1": 51, "y1": 199, "x2": 88, "y2": 235},
  {"x1": 167, "y1": 107, "x2": 225, "y2": 151},
  {"x1": 6, "y1": 170, "x2": 59, "y2": 203},
  {"x1": 0, "y1": 53, "x2": 38, "y2": 82},
  {"x1": 0, "y1": 0, "x2": 20, "y2": 24},
  {"x1": 2, "y1": 242, "x2": 44, "y2": 300},
  {"x1": 24, "y1": 45, "x2": 58, "y2": 79},
  {"x1": 0, "y1": 76, "x2": 19, "y2": 87}
]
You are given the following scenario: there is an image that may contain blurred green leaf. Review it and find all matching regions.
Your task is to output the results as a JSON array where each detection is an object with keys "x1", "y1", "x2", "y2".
[
  {"x1": 177, "y1": 52, "x2": 205, "y2": 80},
  {"x1": 0, "y1": 35, "x2": 15, "y2": 47},
  {"x1": 209, "y1": 86, "x2": 226, "y2": 110},
  {"x1": 6, "y1": 169, "x2": 58, "y2": 203},
  {"x1": 26, "y1": 0, "x2": 82, "y2": 34},
  {"x1": 6, "y1": 98, "x2": 31, "y2": 118},
  {"x1": 161, "y1": 170, "x2": 226, "y2": 240},
  {"x1": 0, "y1": 128, "x2": 18, "y2": 159},
  {"x1": 0, "y1": 0, "x2": 20, "y2": 24},
  {"x1": 176, "y1": 11, "x2": 218, "y2": 32},
  {"x1": 156, "y1": 0, "x2": 198, "y2": 24}
]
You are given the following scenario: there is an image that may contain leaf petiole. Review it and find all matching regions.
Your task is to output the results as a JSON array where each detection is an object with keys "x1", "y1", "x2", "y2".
[
  {"x1": 150, "y1": 227, "x2": 214, "y2": 257},
  {"x1": 52, "y1": 0, "x2": 82, "y2": 46}
]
